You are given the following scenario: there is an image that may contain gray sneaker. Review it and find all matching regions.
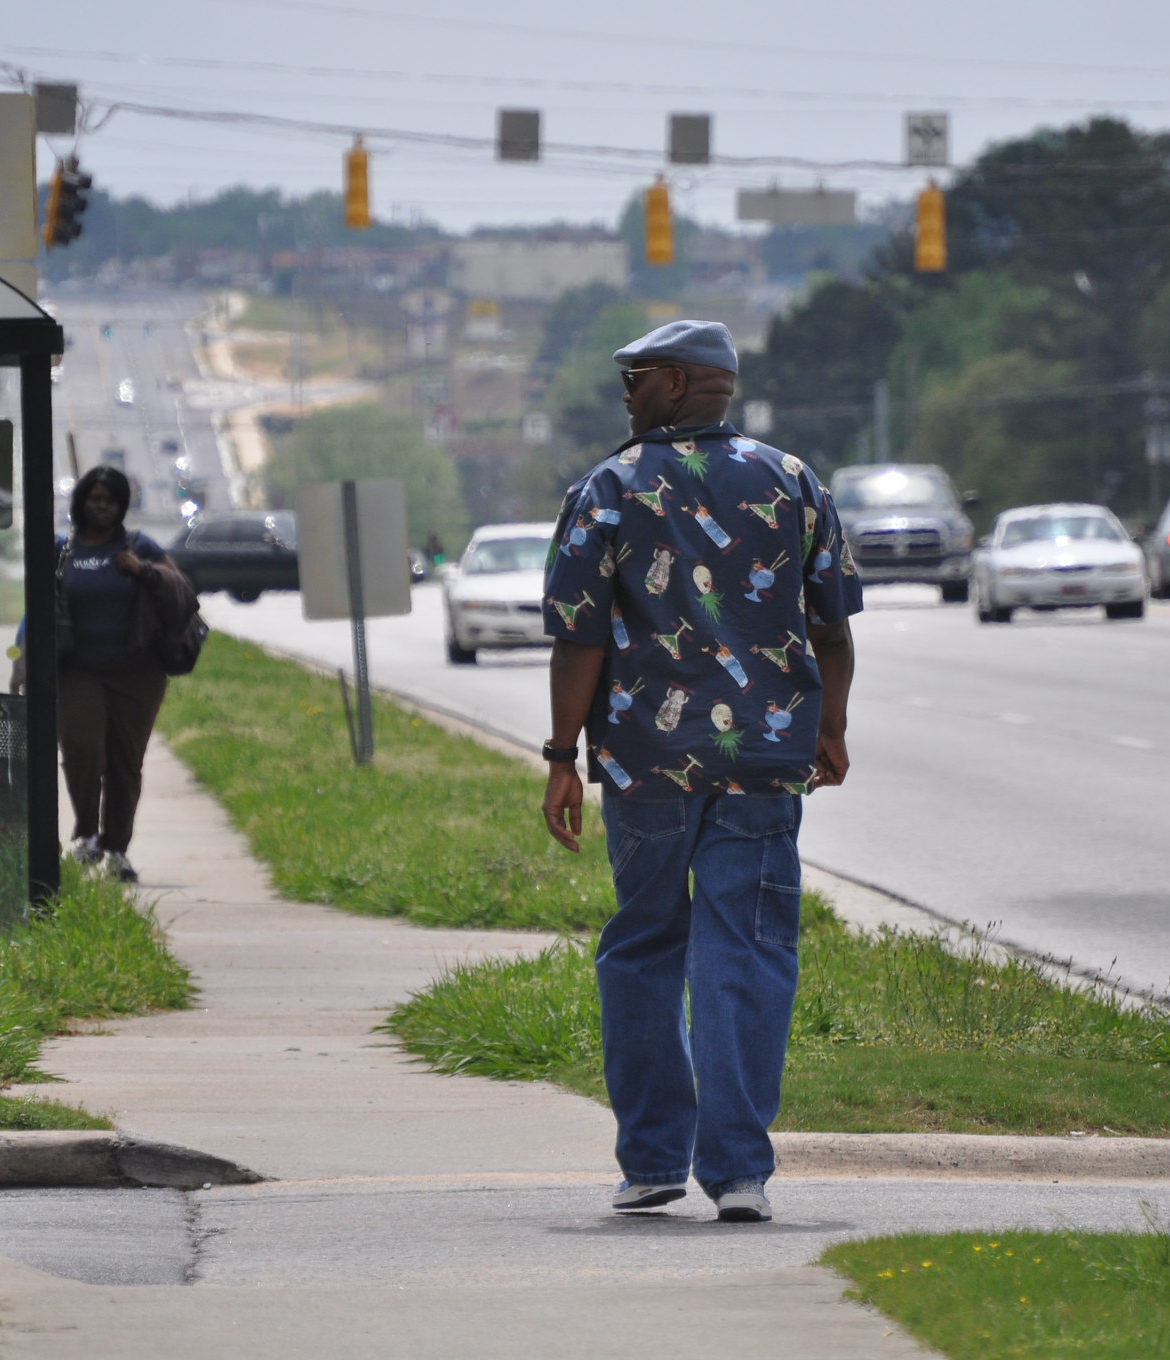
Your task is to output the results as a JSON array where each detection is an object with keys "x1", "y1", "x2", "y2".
[
  {"x1": 613, "y1": 1179, "x2": 687, "y2": 1211},
  {"x1": 716, "y1": 1181, "x2": 771, "y2": 1223},
  {"x1": 69, "y1": 835, "x2": 101, "y2": 866},
  {"x1": 102, "y1": 851, "x2": 139, "y2": 883}
]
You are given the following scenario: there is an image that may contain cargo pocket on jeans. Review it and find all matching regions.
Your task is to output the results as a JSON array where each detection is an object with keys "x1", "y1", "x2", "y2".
[{"x1": 712, "y1": 796, "x2": 802, "y2": 947}]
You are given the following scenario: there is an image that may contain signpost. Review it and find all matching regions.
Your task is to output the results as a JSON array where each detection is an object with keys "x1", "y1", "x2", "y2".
[{"x1": 294, "y1": 479, "x2": 411, "y2": 764}]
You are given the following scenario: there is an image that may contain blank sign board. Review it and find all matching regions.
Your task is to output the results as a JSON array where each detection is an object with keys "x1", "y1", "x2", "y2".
[{"x1": 295, "y1": 478, "x2": 412, "y2": 621}]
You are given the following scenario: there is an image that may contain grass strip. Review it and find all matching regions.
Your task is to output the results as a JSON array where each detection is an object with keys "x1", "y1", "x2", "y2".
[
  {"x1": 156, "y1": 633, "x2": 617, "y2": 931},
  {"x1": 156, "y1": 634, "x2": 1169, "y2": 1136},
  {"x1": 0, "y1": 862, "x2": 192, "y2": 1130},
  {"x1": 820, "y1": 1225, "x2": 1170, "y2": 1359}
]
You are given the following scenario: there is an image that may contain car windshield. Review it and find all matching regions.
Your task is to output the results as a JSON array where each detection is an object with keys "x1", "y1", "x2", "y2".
[
  {"x1": 464, "y1": 536, "x2": 549, "y2": 574},
  {"x1": 1000, "y1": 515, "x2": 1123, "y2": 548},
  {"x1": 832, "y1": 469, "x2": 956, "y2": 511}
]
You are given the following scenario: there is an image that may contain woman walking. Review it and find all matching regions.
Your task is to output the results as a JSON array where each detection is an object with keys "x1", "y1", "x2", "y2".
[{"x1": 57, "y1": 466, "x2": 192, "y2": 881}]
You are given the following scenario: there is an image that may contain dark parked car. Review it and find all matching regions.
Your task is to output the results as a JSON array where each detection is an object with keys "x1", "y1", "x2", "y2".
[{"x1": 169, "y1": 510, "x2": 299, "y2": 603}]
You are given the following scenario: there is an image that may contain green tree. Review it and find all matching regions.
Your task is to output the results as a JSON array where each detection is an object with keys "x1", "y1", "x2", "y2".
[
  {"x1": 544, "y1": 300, "x2": 649, "y2": 471},
  {"x1": 263, "y1": 404, "x2": 468, "y2": 549},
  {"x1": 913, "y1": 351, "x2": 1084, "y2": 524},
  {"x1": 739, "y1": 277, "x2": 903, "y2": 472}
]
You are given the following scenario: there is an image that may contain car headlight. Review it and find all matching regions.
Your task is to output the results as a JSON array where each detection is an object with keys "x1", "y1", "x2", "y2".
[
  {"x1": 953, "y1": 529, "x2": 974, "y2": 552},
  {"x1": 457, "y1": 599, "x2": 494, "y2": 611},
  {"x1": 997, "y1": 565, "x2": 1036, "y2": 578},
  {"x1": 1103, "y1": 562, "x2": 1138, "y2": 574}
]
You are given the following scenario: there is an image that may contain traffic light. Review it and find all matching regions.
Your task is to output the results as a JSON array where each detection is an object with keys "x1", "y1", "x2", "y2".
[
  {"x1": 344, "y1": 136, "x2": 371, "y2": 229},
  {"x1": 644, "y1": 176, "x2": 673, "y2": 266},
  {"x1": 914, "y1": 179, "x2": 946, "y2": 272},
  {"x1": 42, "y1": 156, "x2": 92, "y2": 249}
]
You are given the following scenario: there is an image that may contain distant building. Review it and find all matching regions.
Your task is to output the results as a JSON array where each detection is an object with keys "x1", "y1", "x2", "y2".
[{"x1": 449, "y1": 236, "x2": 627, "y2": 302}]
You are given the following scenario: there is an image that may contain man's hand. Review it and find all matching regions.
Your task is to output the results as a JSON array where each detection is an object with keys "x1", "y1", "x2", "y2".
[
  {"x1": 811, "y1": 730, "x2": 849, "y2": 788},
  {"x1": 542, "y1": 764, "x2": 584, "y2": 853}
]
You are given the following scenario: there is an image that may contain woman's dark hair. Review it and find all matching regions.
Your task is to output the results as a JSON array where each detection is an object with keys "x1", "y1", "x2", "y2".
[{"x1": 70, "y1": 466, "x2": 131, "y2": 529}]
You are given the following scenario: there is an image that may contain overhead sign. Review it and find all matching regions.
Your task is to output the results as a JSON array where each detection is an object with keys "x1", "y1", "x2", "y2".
[
  {"x1": 736, "y1": 185, "x2": 856, "y2": 226},
  {"x1": 905, "y1": 112, "x2": 949, "y2": 167},
  {"x1": 669, "y1": 114, "x2": 710, "y2": 165}
]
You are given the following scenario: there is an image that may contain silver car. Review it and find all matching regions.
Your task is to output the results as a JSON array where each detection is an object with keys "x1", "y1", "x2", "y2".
[
  {"x1": 972, "y1": 503, "x2": 1146, "y2": 623},
  {"x1": 443, "y1": 522, "x2": 556, "y2": 664}
]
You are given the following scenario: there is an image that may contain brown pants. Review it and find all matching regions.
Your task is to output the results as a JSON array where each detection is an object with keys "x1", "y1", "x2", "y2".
[{"x1": 58, "y1": 662, "x2": 167, "y2": 855}]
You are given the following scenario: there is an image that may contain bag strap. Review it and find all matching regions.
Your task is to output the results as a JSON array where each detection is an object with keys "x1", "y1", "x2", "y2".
[{"x1": 55, "y1": 535, "x2": 74, "y2": 582}]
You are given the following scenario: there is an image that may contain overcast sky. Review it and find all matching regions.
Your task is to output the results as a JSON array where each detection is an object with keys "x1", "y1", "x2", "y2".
[{"x1": 8, "y1": 1, "x2": 1170, "y2": 234}]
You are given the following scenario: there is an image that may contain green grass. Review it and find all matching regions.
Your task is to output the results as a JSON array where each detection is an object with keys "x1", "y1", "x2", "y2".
[
  {"x1": 156, "y1": 633, "x2": 617, "y2": 931},
  {"x1": 820, "y1": 1224, "x2": 1170, "y2": 1359},
  {"x1": 0, "y1": 861, "x2": 192, "y2": 1129},
  {"x1": 383, "y1": 920, "x2": 1170, "y2": 1136}
]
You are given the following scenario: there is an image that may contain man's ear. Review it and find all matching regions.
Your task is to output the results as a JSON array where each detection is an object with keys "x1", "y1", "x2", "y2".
[{"x1": 668, "y1": 365, "x2": 689, "y2": 396}]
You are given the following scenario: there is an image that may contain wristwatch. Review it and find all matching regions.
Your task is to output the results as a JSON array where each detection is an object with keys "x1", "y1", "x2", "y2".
[{"x1": 542, "y1": 740, "x2": 579, "y2": 763}]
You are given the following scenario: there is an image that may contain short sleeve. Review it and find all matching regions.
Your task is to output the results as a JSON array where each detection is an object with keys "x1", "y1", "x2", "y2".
[
  {"x1": 542, "y1": 469, "x2": 621, "y2": 645},
  {"x1": 801, "y1": 477, "x2": 863, "y2": 625}
]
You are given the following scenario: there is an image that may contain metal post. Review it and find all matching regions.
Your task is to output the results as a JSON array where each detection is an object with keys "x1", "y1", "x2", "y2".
[
  {"x1": 20, "y1": 352, "x2": 59, "y2": 907},
  {"x1": 873, "y1": 379, "x2": 890, "y2": 464},
  {"x1": 341, "y1": 479, "x2": 373, "y2": 763}
]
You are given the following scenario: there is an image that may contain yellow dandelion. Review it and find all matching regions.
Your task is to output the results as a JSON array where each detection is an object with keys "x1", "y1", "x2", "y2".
[
  {"x1": 1020, "y1": 1296, "x2": 1029, "y2": 1305},
  {"x1": 1005, "y1": 1250, "x2": 1015, "y2": 1258},
  {"x1": 921, "y1": 1261, "x2": 933, "y2": 1269},
  {"x1": 988, "y1": 1241, "x2": 999, "y2": 1249},
  {"x1": 877, "y1": 1270, "x2": 894, "y2": 1279},
  {"x1": 973, "y1": 1245, "x2": 983, "y2": 1252},
  {"x1": 1033, "y1": 1257, "x2": 1043, "y2": 1264}
]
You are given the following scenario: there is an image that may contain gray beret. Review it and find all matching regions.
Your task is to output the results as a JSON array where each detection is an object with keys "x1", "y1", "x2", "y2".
[{"x1": 613, "y1": 319, "x2": 738, "y2": 375}]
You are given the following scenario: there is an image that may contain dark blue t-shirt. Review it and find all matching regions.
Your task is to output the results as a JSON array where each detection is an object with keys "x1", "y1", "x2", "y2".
[
  {"x1": 542, "y1": 423, "x2": 862, "y2": 797},
  {"x1": 60, "y1": 530, "x2": 164, "y2": 669}
]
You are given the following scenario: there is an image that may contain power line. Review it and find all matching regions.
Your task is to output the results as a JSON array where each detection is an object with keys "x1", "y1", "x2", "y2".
[{"x1": 12, "y1": 44, "x2": 1170, "y2": 115}]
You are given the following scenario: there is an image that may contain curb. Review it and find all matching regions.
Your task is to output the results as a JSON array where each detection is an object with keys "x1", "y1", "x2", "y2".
[
  {"x1": 771, "y1": 1132, "x2": 1170, "y2": 1181},
  {"x1": 4, "y1": 1130, "x2": 1167, "y2": 1190},
  {"x1": 0, "y1": 1132, "x2": 264, "y2": 1190}
]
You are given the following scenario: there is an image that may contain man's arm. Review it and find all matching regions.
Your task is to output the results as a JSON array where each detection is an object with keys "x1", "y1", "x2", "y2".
[
  {"x1": 542, "y1": 637, "x2": 607, "y2": 852},
  {"x1": 806, "y1": 617, "x2": 855, "y2": 787}
]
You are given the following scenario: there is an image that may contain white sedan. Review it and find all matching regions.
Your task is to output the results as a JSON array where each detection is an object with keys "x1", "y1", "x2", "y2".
[
  {"x1": 973, "y1": 503, "x2": 1147, "y2": 624},
  {"x1": 442, "y1": 522, "x2": 557, "y2": 664}
]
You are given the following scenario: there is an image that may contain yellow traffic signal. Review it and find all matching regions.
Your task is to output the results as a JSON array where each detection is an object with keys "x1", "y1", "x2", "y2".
[
  {"x1": 644, "y1": 176, "x2": 673, "y2": 266},
  {"x1": 914, "y1": 179, "x2": 946, "y2": 272},
  {"x1": 345, "y1": 136, "x2": 371, "y2": 230},
  {"x1": 42, "y1": 165, "x2": 63, "y2": 249},
  {"x1": 42, "y1": 158, "x2": 91, "y2": 249}
]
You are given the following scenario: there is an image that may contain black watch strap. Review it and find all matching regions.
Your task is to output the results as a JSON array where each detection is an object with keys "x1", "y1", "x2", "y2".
[{"x1": 542, "y1": 740, "x2": 579, "y2": 763}]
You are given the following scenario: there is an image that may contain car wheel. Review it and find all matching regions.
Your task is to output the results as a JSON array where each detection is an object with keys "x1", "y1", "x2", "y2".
[
  {"x1": 975, "y1": 580, "x2": 1011, "y2": 624},
  {"x1": 940, "y1": 581, "x2": 969, "y2": 604},
  {"x1": 1105, "y1": 600, "x2": 1144, "y2": 620},
  {"x1": 229, "y1": 587, "x2": 261, "y2": 604},
  {"x1": 446, "y1": 635, "x2": 477, "y2": 665}
]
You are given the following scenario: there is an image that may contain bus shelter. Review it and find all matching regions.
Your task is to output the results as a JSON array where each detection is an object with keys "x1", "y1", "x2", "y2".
[{"x1": 0, "y1": 273, "x2": 65, "y2": 919}]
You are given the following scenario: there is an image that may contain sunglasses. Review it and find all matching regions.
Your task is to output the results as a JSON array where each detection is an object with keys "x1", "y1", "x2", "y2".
[{"x1": 620, "y1": 364, "x2": 677, "y2": 394}]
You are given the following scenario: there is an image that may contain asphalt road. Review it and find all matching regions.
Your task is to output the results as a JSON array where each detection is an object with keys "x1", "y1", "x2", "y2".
[{"x1": 195, "y1": 580, "x2": 1170, "y2": 1005}]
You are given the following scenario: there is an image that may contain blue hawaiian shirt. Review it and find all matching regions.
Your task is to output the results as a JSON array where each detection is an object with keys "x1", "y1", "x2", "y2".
[{"x1": 542, "y1": 422, "x2": 862, "y2": 797}]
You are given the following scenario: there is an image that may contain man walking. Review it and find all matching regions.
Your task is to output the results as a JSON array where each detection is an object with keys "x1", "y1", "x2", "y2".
[{"x1": 540, "y1": 320, "x2": 861, "y2": 1222}]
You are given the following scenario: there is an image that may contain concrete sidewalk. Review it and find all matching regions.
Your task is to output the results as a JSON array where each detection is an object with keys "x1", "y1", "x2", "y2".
[{"x1": 1, "y1": 738, "x2": 1166, "y2": 1358}]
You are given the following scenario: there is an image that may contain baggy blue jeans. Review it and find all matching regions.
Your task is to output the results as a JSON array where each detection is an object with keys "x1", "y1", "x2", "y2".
[{"x1": 597, "y1": 788, "x2": 802, "y2": 1200}]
